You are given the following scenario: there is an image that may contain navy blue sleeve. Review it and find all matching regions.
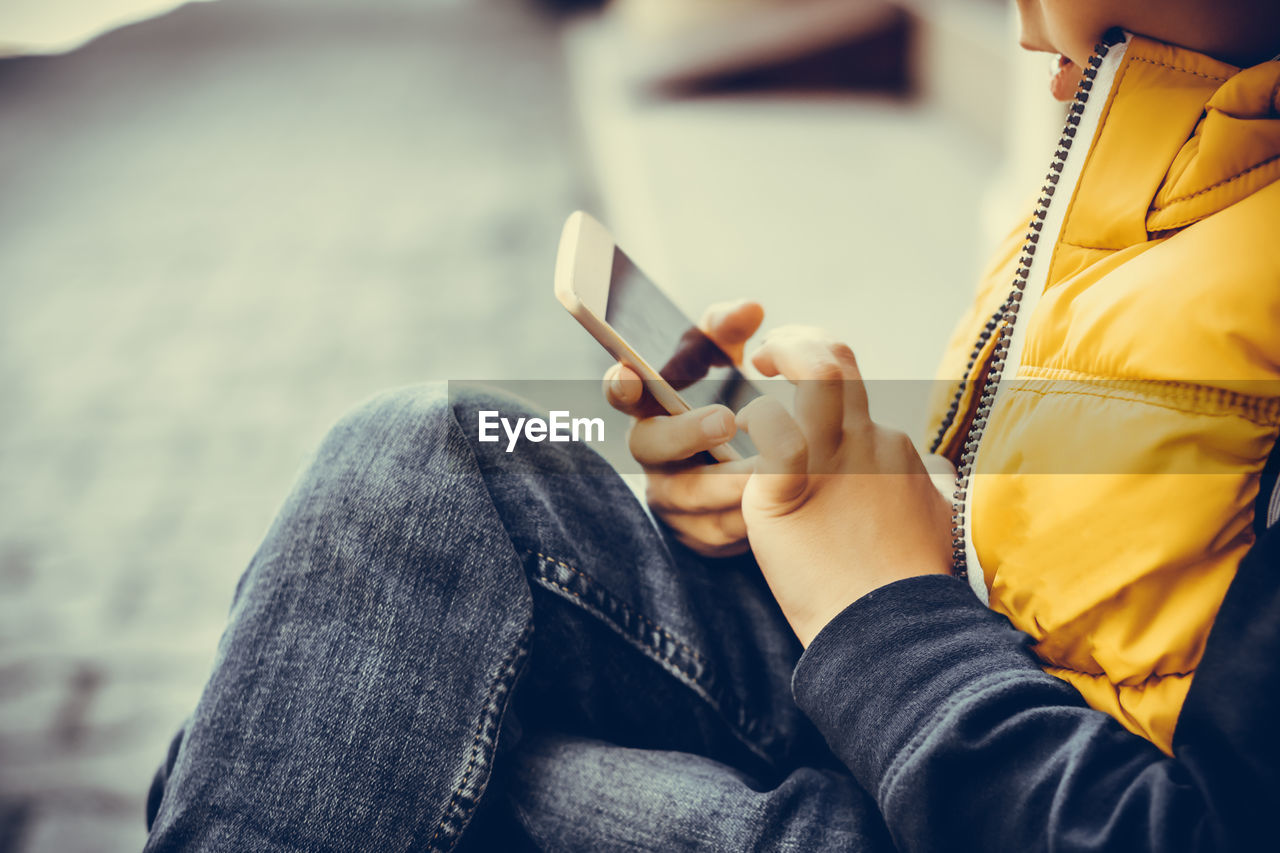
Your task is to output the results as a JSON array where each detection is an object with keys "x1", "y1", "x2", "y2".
[{"x1": 792, "y1": 524, "x2": 1280, "y2": 853}]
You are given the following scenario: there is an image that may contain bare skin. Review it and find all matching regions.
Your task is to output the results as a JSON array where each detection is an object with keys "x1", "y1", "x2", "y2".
[
  {"x1": 606, "y1": 310, "x2": 951, "y2": 646},
  {"x1": 603, "y1": 300, "x2": 762, "y2": 559},
  {"x1": 604, "y1": 2, "x2": 1279, "y2": 646},
  {"x1": 1019, "y1": 0, "x2": 1280, "y2": 100}
]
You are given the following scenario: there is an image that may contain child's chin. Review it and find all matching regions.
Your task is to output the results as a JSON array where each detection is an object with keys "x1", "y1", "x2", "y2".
[{"x1": 1050, "y1": 54, "x2": 1083, "y2": 102}]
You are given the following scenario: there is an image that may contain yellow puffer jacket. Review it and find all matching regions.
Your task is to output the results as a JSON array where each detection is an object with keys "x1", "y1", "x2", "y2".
[{"x1": 927, "y1": 32, "x2": 1280, "y2": 754}]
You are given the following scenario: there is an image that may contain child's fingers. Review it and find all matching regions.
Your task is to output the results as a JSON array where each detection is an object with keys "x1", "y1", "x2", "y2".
[
  {"x1": 629, "y1": 405, "x2": 736, "y2": 467},
  {"x1": 750, "y1": 331, "x2": 850, "y2": 461},
  {"x1": 736, "y1": 396, "x2": 809, "y2": 508},
  {"x1": 603, "y1": 363, "x2": 645, "y2": 415},
  {"x1": 644, "y1": 459, "x2": 755, "y2": 514},
  {"x1": 699, "y1": 300, "x2": 765, "y2": 364}
]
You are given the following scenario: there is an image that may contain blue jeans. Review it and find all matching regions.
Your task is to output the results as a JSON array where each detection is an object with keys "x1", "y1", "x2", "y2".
[{"x1": 144, "y1": 385, "x2": 893, "y2": 851}]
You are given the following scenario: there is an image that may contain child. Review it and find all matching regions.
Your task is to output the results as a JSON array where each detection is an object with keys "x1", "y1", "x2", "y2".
[
  {"x1": 149, "y1": 1, "x2": 1280, "y2": 848},
  {"x1": 924, "y1": 1, "x2": 1280, "y2": 753},
  {"x1": 609, "y1": 0, "x2": 1280, "y2": 755}
]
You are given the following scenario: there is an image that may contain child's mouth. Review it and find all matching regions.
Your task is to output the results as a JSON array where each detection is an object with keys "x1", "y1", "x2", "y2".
[{"x1": 1050, "y1": 54, "x2": 1083, "y2": 102}]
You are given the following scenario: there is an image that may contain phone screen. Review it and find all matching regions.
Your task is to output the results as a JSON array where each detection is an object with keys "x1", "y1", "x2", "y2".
[{"x1": 605, "y1": 247, "x2": 761, "y2": 458}]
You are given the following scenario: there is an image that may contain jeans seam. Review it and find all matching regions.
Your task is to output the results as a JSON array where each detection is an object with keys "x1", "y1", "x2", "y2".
[
  {"x1": 526, "y1": 549, "x2": 778, "y2": 765},
  {"x1": 530, "y1": 549, "x2": 712, "y2": 669},
  {"x1": 427, "y1": 617, "x2": 534, "y2": 853}
]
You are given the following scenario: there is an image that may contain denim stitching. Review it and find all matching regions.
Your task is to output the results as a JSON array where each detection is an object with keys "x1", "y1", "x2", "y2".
[
  {"x1": 531, "y1": 550, "x2": 711, "y2": 669},
  {"x1": 427, "y1": 617, "x2": 533, "y2": 852},
  {"x1": 526, "y1": 550, "x2": 778, "y2": 764}
]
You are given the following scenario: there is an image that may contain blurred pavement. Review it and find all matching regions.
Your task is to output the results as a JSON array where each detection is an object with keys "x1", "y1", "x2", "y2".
[{"x1": 0, "y1": 1, "x2": 597, "y2": 850}]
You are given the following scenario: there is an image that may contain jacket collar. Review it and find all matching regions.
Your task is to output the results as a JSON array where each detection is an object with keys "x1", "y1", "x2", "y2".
[
  {"x1": 1148, "y1": 58, "x2": 1280, "y2": 232},
  {"x1": 1060, "y1": 35, "x2": 1280, "y2": 249}
]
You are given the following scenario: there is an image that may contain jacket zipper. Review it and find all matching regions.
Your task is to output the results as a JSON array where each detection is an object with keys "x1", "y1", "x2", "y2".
[
  {"x1": 1268, "y1": 477, "x2": 1280, "y2": 529},
  {"x1": 929, "y1": 29, "x2": 1129, "y2": 592}
]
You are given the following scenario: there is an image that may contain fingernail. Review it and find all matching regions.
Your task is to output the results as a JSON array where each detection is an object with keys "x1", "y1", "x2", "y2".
[
  {"x1": 611, "y1": 371, "x2": 626, "y2": 397},
  {"x1": 701, "y1": 408, "x2": 734, "y2": 440}
]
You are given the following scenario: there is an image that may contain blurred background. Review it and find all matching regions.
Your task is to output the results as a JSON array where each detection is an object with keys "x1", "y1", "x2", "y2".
[{"x1": 0, "y1": 0, "x2": 1064, "y2": 849}]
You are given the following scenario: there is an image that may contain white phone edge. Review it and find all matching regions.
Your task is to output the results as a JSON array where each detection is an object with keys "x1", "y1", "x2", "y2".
[{"x1": 554, "y1": 210, "x2": 742, "y2": 463}]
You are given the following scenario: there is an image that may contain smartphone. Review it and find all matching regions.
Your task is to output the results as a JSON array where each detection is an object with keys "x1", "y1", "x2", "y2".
[{"x1": 554, "y1": 210, "x2": 762, "y2": 462}]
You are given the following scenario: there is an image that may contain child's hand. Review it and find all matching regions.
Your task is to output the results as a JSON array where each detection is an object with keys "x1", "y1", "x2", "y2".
[
  {"x1": 737, "y1": 326, "x2": 953, "y2": 645},
  {"x1": 604, "y1": 300, "x2": 764, "y2": 557}
]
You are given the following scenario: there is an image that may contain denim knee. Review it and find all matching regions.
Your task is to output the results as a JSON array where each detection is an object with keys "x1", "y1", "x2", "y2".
[
  {"x1": 322, "y1": 382, "x2": 455, "y2": 455},
  {"x1": 308, "y1": 383, "x2": 621, "y2": 534},
  {"x1": 325, "y1": 382, "x2": 539, "y2": 454},
  {"x1": 256, "y1": 383, "x2": 534, "y2": 590},
  {"x1": 449, "y1": 384, "x2": 619, "y2": 478}
]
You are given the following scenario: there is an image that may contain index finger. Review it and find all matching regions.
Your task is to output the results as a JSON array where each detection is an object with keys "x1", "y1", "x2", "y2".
[
  {"x1": 753, "y1": 329, "x2": 869, "y2": 425},
  {"x1": 750, "y1": 331, "x2": 863, "y2": 460}
]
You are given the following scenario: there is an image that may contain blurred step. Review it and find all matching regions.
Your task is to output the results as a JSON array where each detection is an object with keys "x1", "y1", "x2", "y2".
[
  {"x1": 902, "y1": 0, "x2": 1069, "y2": 218},
  {"x1": 562, "y1": 9, "x2": 1000, "y2": 407},
  {"x1": 899, "y1": 0, "x2": 1010, "y2": 151},
  {"x1": 607, "y1": 0, "x2": 902, "y2": 90}
]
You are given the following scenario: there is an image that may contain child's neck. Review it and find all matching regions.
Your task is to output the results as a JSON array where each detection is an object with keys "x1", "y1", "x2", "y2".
[{"x1": 1124, "y1": 3, "x2": 1280, "y2": 68}]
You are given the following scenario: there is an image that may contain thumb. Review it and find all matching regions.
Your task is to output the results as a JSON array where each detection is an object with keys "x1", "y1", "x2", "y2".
[
  {"x1": 700, "y1": 300, "x2": 764, "y2": 363},
  {"x1": 736, "y1": 396, "x2": 808, "y2": 509}
]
